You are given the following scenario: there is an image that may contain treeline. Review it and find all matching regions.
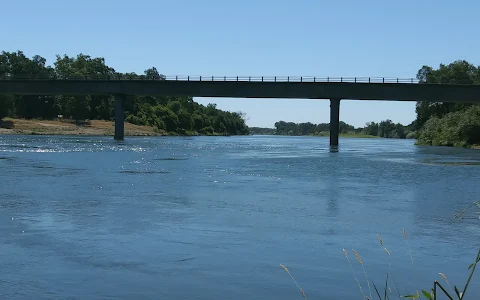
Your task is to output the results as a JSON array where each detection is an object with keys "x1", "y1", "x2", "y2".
[
  {"x1": 362, "y1": 120, "x2": 415, "y2": 139},
  {"x1": 275, "y1": 120, "x2": 355, "y2": 136},
  {"x1": 249, "y1": 127, "x2": 277, "y2": 135},
  {"x1": 273, "y1": 120, "x2": 413, "y2": 138},
  {"x1": 414, "y1": 60, "x2": 480, "y2": 147},
  {"x1": 0, "y1": 51, "x2": 249, "y2": 136}
]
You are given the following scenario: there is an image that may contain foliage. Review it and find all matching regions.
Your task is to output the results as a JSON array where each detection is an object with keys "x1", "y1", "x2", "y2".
[
  {"x1": 0, "y1": 50, "x2": 249, "y2": 136},
  {"x1": 417, "y1": 106, "x2": 480, "y2": 147},
  {"x1": 274, "y1": 120, "x2": 355, "y2": 136},
  {"x1": 248, "y1": 127, "x2": 277, "y2": 135},
  {"x1": 414, "y1": 60, "x2": 480, "y2": 148},
  {"x1": 273, "y1": 120, "x2": 413, "y2": 138},
  {"x1": 363, "y1": 120, "x2": 415, "y2": 139}
]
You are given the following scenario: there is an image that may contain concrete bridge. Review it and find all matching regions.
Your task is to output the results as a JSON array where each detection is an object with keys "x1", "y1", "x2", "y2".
[{"x1": 1, "y1": 75, "x2": 479, "y2": 146}]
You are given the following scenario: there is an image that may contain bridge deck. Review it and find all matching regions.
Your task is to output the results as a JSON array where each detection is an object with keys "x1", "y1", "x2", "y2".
[{"x1": 0, "y1": 77, "x2": 479, "y2": 102}]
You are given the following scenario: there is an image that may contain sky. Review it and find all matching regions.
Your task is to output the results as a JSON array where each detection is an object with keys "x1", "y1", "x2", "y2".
[{"x1": 1, "y1": 0, "x2": 479, "y2": 128}]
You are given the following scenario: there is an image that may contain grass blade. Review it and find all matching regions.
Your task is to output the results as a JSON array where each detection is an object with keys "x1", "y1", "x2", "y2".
[
  {"x1": 393, "y1": 275, "x2": 401, "y2": 299},
  {"x1": 353, "y1": 249, "x2": 372, "y2": 300},
  {"x1": 401, "y1": 294, "x2": 419, "y2": 299},
  {"x1": 384, "y1": 272, "x2": 389, "y2": 300},
  {"x1": 454, "y1": 285, "x2": 461, "y2": 299},
  {"x1": 460, "y1": 248, "x2": 480, "y2": 299},
  {"x1": 372, "y1": 281, "x2": 383, "y2": 300},
  {"x1": 434, "y1": 281, "x2": 454, "y2": 300},
  {"x1": 421, "y1": 290, "x2": 433, "y2": 300}
]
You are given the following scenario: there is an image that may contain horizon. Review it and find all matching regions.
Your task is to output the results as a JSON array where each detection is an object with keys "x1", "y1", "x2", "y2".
[{"x1": 1, "y1": 0, "x2": 479, "y2": 128}]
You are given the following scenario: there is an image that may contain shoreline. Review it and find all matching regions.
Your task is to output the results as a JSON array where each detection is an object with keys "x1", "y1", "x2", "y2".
[
  {"x1": 0, "y1": 118, "x2": 230, "y2": 137},
  {"x1": 0, "y1": 118, "x2": 379, "y2": 139},
  {"x1": 2, "y1": 119, "x2": 477, "y2": 148},
  {"x1": 0, "y1": 118, "x2": 162, "y2": 137}
]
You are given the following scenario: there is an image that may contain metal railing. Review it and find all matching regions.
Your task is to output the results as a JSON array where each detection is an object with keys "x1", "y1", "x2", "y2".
[
  {"x1": 163, "y1": 75, "x2": 418, "y2": 84},
  {"x1": 0, "y1": 74, "x2": 479, "y2": 85}
]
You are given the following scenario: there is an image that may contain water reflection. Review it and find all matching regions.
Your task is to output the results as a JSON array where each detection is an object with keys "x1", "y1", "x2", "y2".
[{"x1": 325, "y1": 170, "x2": 339, "y2": 217}]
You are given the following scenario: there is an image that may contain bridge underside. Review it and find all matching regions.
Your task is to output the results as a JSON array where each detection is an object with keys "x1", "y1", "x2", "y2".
[{"x1": 112, "y1": 95, "x2": 342, "y2": 147}]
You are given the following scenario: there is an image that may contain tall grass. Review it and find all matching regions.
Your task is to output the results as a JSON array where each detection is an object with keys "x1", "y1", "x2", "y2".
[
  {"x1": 344, "y1": 232, "x2": 479, "y2": 300},
  {"x1": 355, "y1": 228, "x2": 478, "y2": 299},
  {"x1": 281, "y1": 248, "x2": 479, "y2": 299},
  {"x1": 279, "y1": 201, "x2": 480, "y2": 299}
]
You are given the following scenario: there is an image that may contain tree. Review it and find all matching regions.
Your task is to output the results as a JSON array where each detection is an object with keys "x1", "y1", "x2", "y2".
[
  {"x1": 414, "y1": 60, "x2": 480, "y2": 147},
  {"x1": 364, "y1": 122, "x2": 379, "y2": 136}
]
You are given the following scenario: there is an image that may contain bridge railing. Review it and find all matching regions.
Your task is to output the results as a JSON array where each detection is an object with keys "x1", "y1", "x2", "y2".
[
  {"x1": 0, "y1": 74, "x2": 420, "y2": 83},
  {"x1": 163, "y1": 75, "x2": 419, "y2": 83},
  {"x1": 0, "y1": 74, "x2": 478, "y2": 85}
]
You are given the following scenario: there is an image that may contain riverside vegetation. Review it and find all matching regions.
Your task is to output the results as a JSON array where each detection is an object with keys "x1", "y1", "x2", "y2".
[
  {"x1": 282, "y1": 237, "x2": 479, "y2": 300},
  {"x1": 414, "y1": 61, "x2": 480, "y2": 148},
  {"x1": 281, "y1": 201, "x2": 480, "y2": 299},
  {"x1": 0, "y1": 50, "x2": 249, "y2": 136},
  {"x1": 250, "y1": 120, "x2": 414, "y2": 139}
]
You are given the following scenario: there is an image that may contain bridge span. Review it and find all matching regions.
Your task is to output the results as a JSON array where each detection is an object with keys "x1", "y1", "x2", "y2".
[{"x1": 1, "y1": 75, "x2": 479, "y2": 146}]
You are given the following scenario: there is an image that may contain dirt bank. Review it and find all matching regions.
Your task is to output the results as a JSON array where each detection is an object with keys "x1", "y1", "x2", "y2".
[{"x1": 0, "y1": 118, "x2": 162, "y2": 136}]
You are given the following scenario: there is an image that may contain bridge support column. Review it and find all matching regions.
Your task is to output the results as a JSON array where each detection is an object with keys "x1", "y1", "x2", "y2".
[
  {"x1": 330, "y1": 98, "x2": 341, "y2": 147},
  {"x1": 114, "y1": 94, "x2": 126, "y2": 140}
]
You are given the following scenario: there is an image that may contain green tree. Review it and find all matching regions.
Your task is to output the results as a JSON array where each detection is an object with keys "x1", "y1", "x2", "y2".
[
  {"x1": 415, "y1": 60, "x2": 480, "y2": 147},
  {"x1": 364, "y1": 122, "x2": 379, "y2": 136}
]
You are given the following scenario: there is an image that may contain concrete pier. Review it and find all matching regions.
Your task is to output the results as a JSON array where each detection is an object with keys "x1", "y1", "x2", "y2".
[
  {"x1": 330, "y1": 98, "x2": 341, "y2": 147},
  {"x1": 114, "y1": 94, "x2": 126, "y2": 140}
]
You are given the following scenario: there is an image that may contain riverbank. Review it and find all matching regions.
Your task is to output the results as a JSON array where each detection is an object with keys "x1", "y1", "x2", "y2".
[
  {"x1": 250, "y1": 133, "x2": 378, "y2": 138},
  {"x1": 0, "y1": 118, "x2": 237, "y2": 137},
  {"x1": 0, "y1": 119, "x2": 383, "y2": 138},
  {"x1": 0, "y1": 118, "x2": 162, "y2": 136}
]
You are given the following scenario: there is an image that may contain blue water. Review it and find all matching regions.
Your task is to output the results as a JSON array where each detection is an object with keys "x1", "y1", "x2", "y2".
[{"x1": 0, "y1": 135, "x2": 479, "y2": 299}]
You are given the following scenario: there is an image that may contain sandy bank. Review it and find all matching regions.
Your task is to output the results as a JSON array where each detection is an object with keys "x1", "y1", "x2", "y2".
[{"x1": 0, "y1": 118, "x2": 162, "y2": 136}]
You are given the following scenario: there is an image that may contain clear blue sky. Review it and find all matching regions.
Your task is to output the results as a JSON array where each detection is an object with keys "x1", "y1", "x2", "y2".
[{"x1": 2, "y1": 0, "x2": 479, "y2": 128}]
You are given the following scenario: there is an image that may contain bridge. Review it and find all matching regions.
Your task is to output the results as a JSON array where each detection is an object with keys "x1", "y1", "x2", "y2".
[{"x1": 1, "y1": 75, "x2": 480, "y2": 147}]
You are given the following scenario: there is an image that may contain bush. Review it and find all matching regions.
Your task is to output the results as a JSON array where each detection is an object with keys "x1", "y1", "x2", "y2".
[
  {"x1": 406, "y1": 131, "x2": 417, "y2": 139},
  {"x1": 417, "y1": 105, "x2": 480, "y2": 147}
]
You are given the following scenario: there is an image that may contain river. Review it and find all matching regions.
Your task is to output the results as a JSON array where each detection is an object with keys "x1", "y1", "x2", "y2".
[{"x1": 0, "y1": 135, "x2": 479, "y2": 299}]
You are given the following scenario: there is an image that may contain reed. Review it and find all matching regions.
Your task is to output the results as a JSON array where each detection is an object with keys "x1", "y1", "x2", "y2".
[
  {"x1": 352, "y1": 249, "x2": 373, "y2": 300},
  {"x1": 280, "y1": 203, "x2": 479, "y2": 299},
  {"x1": 343, "y1": 248, "x2": 368, "y2": 299},
  {"x1": 365, "y1": 230, "x2": 479, "y2": 300},
  {"x1": 280, "y1": 243, "x2": 479, "y2": 299},
  {"x1": 280, "y1": 264, "x2": 307, "y2": 300}
]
